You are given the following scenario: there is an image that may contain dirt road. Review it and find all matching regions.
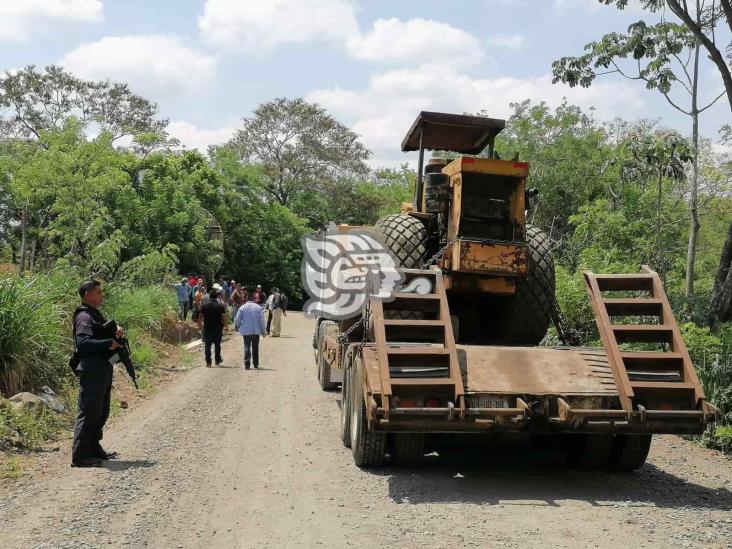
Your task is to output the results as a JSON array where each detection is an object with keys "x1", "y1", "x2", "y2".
[{"x1": 1, "y1": 312, "x2": 731, "y2": 548}]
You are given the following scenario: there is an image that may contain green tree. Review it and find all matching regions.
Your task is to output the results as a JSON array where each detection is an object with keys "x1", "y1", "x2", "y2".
[
  {"x1": 224, "y1": 97, "x2": 370, "y2": 209},
  {"x1": 485, "y1": 100, "x2": 615, "y2": 265},
  {"x1": 552, "y1": 17, "x2": 725, "y2": 309},
  {"x1": 598, "y1": 0, "x2": 731, "y2": 111},
  {"x1": 210, "y1": 147, "x2": 310, "y2": 296},
  {"x1": 0, "y1": 65, "x2": 173, "y2": 145}
]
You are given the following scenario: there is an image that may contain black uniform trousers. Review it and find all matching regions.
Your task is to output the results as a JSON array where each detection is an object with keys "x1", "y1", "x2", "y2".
[{"x1": 72, "y1": 359, "x2": 113, "y2": 462}]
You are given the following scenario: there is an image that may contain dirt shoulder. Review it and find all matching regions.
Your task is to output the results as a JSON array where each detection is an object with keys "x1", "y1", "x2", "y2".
[{"x1": 0, "y1": 313, "x2": 730, "y2": 548}]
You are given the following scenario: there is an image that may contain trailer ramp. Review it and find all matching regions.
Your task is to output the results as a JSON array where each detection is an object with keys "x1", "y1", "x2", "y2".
[
  {"x1": 582, "y1": 265, "x2": 717, "y2": 424},
  {"x1": 367, "y1": 268, "x2": 465, "y2": 420}
]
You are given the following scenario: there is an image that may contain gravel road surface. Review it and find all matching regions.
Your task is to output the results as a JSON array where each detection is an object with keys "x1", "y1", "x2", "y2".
[{"x1": 1, "y1": 312, "x2": 730, "y2": 548}]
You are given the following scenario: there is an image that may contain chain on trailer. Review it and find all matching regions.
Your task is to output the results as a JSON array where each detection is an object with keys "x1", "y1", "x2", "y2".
[{"x1": 550, "y1": 294, "x2": 582, "y2": 346}]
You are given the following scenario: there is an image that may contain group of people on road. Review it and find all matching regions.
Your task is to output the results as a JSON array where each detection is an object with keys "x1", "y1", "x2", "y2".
[
  {"x1": 68, "y1": 276, "x2": 288, "y2": 468},
  {"x1": 171, "y1": 276, "x2": 288, "y2": 370}
]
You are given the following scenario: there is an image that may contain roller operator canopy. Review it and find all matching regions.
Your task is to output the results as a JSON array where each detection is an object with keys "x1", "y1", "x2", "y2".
[{"x1": 401, "y1": 111, "x2": 506, "y2": 154}]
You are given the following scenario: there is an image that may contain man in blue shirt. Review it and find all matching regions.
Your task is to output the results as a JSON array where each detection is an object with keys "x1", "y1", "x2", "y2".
[
  {"x1": 234, "y1": 299, "x2": 267, "y2": 369},
  {"x1": 171, "y1": 278, "x2": 191, "y2": 321}
]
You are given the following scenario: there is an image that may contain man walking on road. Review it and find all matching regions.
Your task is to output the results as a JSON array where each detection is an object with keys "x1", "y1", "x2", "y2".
[
  {"x1": 268, "y1": 288, "x2": 288, "y2": 337},
  {"x1": 198, "y1": 287, "x2": 228, "y2": 367},
  {"x1": 71, "y1": 280, "x2": 123, "y2": 467},
  {"x1": 234, "y1": 299, "x2": 266, "y2": 369}
]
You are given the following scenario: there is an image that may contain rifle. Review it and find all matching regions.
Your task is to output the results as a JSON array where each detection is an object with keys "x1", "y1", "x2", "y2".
[{"x1": 102, "y1": 320, "x2": 139, "y2": 389}]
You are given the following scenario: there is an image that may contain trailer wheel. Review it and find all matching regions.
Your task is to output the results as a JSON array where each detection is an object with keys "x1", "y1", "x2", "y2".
[
  {"x1": 350, "y1": 356, "x2": 386, "y2": 467},
  {"x1": 312, "y1": 319, "x2": 321, "y2": 365},
  {"x1": 317, "y1": 321, "x2": 338, "y2": 391},
  {"x1": 565, "y1": 434, "x2": 614, "y2": 469},
  {"x1": 608, "y1": 434, "x2": 652, "y2": 472},
  {"x1": 339, "y1": 351, "x2": 352, "y2": 448},
  {"x1": 389, "y1": 434, "x2": 427, "y2": 465}
]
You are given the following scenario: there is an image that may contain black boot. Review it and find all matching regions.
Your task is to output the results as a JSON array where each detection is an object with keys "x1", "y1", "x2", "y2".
[{"x1": 71, "y1": 457, "x2": 103, "y2": 468}]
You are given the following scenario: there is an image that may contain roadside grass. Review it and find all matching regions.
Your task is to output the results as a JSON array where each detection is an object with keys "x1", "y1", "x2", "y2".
[
  {"x1": 1, "y1": 456, "x2": 25, "y2": 480},
  {"x1": 177, "y1": 346, "x2": 196, "y2": 371},
  {"x1": 0, "y1": 269, "x2": 74, "y2": 396},
  {"x1": 700, "y1": 425, "x2": 732, "y2": 453},
  {"x1": 0, "y1": 398, "x2": 70, "y2": 450}
]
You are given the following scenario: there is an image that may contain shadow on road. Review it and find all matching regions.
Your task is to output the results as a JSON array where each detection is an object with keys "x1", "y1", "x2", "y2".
[
  {"x1": 103, "y1": 459, "x2": 157, "y2": 471},
  {"x1": 371, "y1": 446, "x2": 731, "y2": 511}
]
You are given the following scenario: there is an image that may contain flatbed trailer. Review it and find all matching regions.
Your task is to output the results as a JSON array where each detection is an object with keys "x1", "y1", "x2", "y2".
[{"x1": 314, "y1": 267, "x2": 719, "y2": 469}]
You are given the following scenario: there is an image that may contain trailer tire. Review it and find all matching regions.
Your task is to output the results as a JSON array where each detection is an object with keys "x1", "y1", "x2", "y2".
[
  {"x1": 350, "y1": 356, "x2": 386, "y2": 467},
  {"x1": 339, "y1": 351, "x2": 352, "y2": 448},
  {"x1": 317, "y1": 321, "x2": 338, "y2": 391},
  {"x1": 565, "y1": 434, "x2": 614, "y2": 469},
  {"x1": 492, "y1": 224, "x2": 555, "y2": 345},
  {"x1": 389, "y1": 433, "x2": 427, "y2": 465},
  {"x1": 375, "y1": 214, "x2": 429, "y2": 269},
  {"x1": 608, "y1": 434, "x2": 652, "y2": 472},
  {"x1": 312, "y1": 318, "x2": 321, "y2": 366}
]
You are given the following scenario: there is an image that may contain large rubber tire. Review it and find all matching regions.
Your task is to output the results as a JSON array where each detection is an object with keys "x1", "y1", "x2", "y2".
[
  {"x1": 350, "y1": 356, "x2": 386, "y2": 467},
  {"x1": 608, "y1": 434, "x2": 652, "y2": 472},
  {"x1": 339, "y1": 351, "x2": 352, "y2": 448},
  {"x1": 565, "y1": 434, "x2": 614, "y2": 469},
  {"x1": 375, "y1": 214, "x2": 429, "y2": 268},
  {"x1": 493, "y1": 224, "x2": 555, "y2": 345},
  {"x1": 389, "y1": 434, "x2": 427, "y2": 465},
  {"x1": 317, "y1": 321, "x2": 338, "y2": 391},
  {"x1": 312, "y1": 319, "x2": 321, "y2": 365}
]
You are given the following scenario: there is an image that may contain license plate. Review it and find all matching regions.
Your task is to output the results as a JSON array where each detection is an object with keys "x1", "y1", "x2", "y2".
[{"x1": 467, "y1": 395, "x2": 510, "y2": 409}]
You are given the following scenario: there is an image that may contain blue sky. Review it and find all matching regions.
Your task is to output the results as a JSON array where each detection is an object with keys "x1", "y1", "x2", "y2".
[{"x1": 0, "y1": 0, "x2": 729, "y2": 167}]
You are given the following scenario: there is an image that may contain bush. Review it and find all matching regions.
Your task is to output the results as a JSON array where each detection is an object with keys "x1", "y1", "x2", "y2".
[
  {"x1": 0, "y1": 397, "x2": 72, "y2": 449},
  {"x1": 0, "y1": 272, "x2": 72, "y2": 395},
  {"x1": 699, "y1": 425, "x2": 732, "y2": 453},
  {"x1": 102, "y1": 284, "x2": 177, "y2": 337},
  {"x1": 554, "y1": 266, "x2": 597, "y2": 340},
  {"x1": 130, "y1": 342, "x2": 158, "y2": 370},
  {"x1": 680, "y1": 323, "x2": 732, "y2": 423}
]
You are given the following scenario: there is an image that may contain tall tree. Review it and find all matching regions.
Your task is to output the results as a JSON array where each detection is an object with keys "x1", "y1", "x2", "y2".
[
  {"x1": 708, "y1": 221, "x2": 732, "y2": 328},
  {"x1": 225, "y1": 97, "x2": 370, "y2": 208},
  {"x1": 0, "y1": 65, "x2": 171, "y2": 143},
  {"x1": 598, "y1": 0, "x2": 732, "y2": 112},
  {"x1": 552, "y1": 16, "x2": 724, "y2": 311}
]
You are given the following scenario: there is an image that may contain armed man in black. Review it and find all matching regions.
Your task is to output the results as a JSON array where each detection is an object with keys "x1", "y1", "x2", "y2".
[{"x1": 71, "y1": 280, "x2": 123, "y2": 468}]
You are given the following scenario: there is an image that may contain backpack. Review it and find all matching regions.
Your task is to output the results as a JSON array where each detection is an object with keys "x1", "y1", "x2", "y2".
[{"x1": 271, "y1": 292, "x2": 282, "y2": 309}]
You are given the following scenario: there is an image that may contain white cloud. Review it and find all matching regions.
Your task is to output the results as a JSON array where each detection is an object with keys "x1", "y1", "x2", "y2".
[
  {"x1": 168, "y1": 120, "x2": 236, "y2": 152},
  {"x1": 59, "y1": 35, "x2": 218, "y2": 100},
  {"x1": 554, "y1": 0, "x2": 603, "y2": 11},
  {"x1": 307, "y1": 64, "x2": 645, "y2": 167},
  {"x1": 198, "y1": 0, "x2": 359, "y2": 55},
  {"x1": 0, "y1": 0, "x2": 103, "y2": 41},
  {"x1": 554, "y1": 0, "x2": 645, "y2": 12},
  {"x1": 345, "y1": 18, "x2": 485, "y2": 66},
  {"x1": 487, "y1": 33, "x2": 528, "y2": 49}
]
